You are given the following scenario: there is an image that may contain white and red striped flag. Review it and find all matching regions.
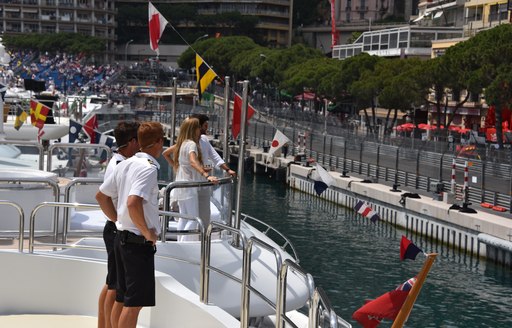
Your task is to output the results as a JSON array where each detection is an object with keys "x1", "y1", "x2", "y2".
[{"x1": 148, "y1": 2, "x2": 169, "y2": 54}]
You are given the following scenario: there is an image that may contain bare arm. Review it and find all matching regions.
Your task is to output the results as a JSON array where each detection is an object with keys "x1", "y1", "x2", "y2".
[
  {"x1": 162, "y1": 145, "x2": 176, "y2": 167},
  {"x1": 96, "y1": 191, "x2": 117, "y2": 222},
  {"x1": 127, "y1": 195, "x2": 158, "y2": 244},
  {"x1": 189, "y1": 151, "x2": 219, "y2": 183}
]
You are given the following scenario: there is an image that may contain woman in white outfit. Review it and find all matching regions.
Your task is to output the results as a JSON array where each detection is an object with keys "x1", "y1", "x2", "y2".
[{"x1": 163, "y1": 118, "x2": 218, "y2": 241}]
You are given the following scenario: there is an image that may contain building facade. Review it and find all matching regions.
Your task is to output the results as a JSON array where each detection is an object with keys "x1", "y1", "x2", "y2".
[
  {"x1": 120, "y1": 0, "x2": 293, "y2": 48},
  {"x1": 0, "y1": 0, "x2": 117, "y2": 61}
]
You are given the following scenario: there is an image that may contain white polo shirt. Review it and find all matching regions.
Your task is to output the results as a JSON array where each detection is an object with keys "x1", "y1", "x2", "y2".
[
  {"x1": 103, "y1": 152, "x2": 126, "y2": 221},
  {"x1": 99, "y1": 152, "x2": 161, "y2": 236}
]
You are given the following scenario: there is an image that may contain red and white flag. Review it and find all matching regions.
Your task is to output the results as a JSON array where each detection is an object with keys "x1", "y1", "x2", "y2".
[
  {"x1": 232, "y1": 93, "x2": 255, "y2": 139},
  {"x1": 268, "y1": 129, "x2": 290, "y2": 157},
  {"x1": 148, "y1": 2, "x2": 168, "y2": 54}
]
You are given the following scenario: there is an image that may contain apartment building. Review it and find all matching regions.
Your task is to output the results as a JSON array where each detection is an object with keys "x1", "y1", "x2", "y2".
[
  {"x1": 120, "y1": 0, "x2": 293, "y2": 48},
  {"x1": 0, "y1": 0, "x2": 117, "y2": 60}
]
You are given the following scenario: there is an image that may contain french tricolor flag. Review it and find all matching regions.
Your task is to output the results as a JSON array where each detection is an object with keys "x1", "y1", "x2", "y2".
[{"x1": 354, "y1": 200, "x2": 380, "y2": 223}]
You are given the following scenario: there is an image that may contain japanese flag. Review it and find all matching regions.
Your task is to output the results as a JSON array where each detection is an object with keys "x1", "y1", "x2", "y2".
[
  {"x1": 268, "y1": 129, "x2": 291, "y2": 157},
  {"x1": 148, "y1": 2, "x2": 168, "y2": 54}
]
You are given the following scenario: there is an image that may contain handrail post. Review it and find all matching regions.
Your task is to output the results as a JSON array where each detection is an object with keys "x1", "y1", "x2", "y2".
[
  {"x1": 223, "y1": 76, "x2": 230, "y2": 163},
  {"x1": 233, "y1": 81, "x2": 249, "y2": 242}
]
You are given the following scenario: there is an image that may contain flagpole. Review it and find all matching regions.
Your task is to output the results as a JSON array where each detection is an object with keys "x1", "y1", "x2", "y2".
[
  {"x1": 222, "y1": 76, "x2": 230, "y2": 163},
  {"x1": 391, "y1": 253, "x2": 438, "y2": 328}
]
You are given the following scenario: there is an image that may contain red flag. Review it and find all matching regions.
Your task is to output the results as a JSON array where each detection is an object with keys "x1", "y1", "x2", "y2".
[
  {"x1": 400, "y1": 235, "x2": 423, "y2": 261},
  {"x1": 83, "y1": 114, "x2": 98, "y2": 143},
  {"x1": 352, "y1": 277, "x2": 416, "y2": 327},
  {"x1": 231, "y1": 93, "x2": 255, "y2": 139},
  {"x1": 148, "y1": 2, "x2": 168, "y2": 53}
]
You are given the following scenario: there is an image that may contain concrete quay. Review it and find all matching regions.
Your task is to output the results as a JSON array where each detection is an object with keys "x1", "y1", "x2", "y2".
[{"x1": 230, "y1": 145, "x2": 512, "y2": 267}]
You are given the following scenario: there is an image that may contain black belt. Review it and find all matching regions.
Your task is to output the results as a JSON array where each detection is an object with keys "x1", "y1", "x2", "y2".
[{"x1": 118, "y1": 230, "x2": 152, "y2": 245}]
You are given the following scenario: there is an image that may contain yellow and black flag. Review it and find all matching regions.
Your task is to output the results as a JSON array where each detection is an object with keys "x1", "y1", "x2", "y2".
[
  {"x1": 14, "y1": 104, "x2": 28, "y2": 130},
  {"x1": 196, "y1": 54, "x2": 217, "y2": 99}
]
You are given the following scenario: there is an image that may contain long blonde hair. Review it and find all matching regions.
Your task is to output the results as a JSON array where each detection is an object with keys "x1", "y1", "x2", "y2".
[{"x1": 173, "y1": 118, "x2": 202, "y2": 170}]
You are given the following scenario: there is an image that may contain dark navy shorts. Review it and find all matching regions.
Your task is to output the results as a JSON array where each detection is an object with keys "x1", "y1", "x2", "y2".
[
  {"x1": 103, "y1": 220, "x2": 117, "y2": 289},
  {"x1": 114, "y1": 230, "x2": 157, "y2": 306}
]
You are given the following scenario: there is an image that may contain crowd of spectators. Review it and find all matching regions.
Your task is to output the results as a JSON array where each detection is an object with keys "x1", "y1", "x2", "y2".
[{"x1": 0, "y1": 50, "x2": 130, "y2": 97}]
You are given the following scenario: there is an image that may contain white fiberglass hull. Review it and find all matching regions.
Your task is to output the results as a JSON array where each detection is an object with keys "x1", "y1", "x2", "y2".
[
  {"x1": 0, "y1": 251, "x2": 239, "y2": 328},
  {"x1": 2, "y1": 122, "x2": 69, "y2": 141}
]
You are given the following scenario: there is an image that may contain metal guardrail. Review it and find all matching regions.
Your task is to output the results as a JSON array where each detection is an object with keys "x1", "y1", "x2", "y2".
[
  {"x1": 0, "y1": 140, "x2": 44, "y2": 170},
  {"x1": 0, "y1": 176, "x2": 61, "y2": 241},
  {"x1": 0, "y1": 200, "x2": 24, "y2": 252}
]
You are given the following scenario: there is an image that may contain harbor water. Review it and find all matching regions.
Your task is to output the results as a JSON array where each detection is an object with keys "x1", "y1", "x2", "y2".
[{"x1": 240, "y1": 174, "x2": 512, "y2": 327}]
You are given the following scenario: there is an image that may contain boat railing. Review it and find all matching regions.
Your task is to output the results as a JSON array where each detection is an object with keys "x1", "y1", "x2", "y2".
[
  {"x1": 0, "y1": 176, "x2": 60, "y2": 241},
  {"x1": 0, "y1": 200, "x2": 24, "y2": 252},
  {"x1": 161, "y1": 176, "x2": 234, "y2": 242},
  {"x1": 0, "y1": 140, "x2": 44, "y2": 170},
  {"x1": 201, "y1": 221, "x2": 349, "y2": 328},
  {"x1": 28, "y1": 201, "x2": 101, "y2": 253},
  {"x1": 240, "y1": 213, "x2": 299, "y2": 262},
  {"x1": 47, "y1": 142, "x2": 112, "y2": 177},
  {"x1": 62, "y1": 177, "x2": 104, "y2": 243}
]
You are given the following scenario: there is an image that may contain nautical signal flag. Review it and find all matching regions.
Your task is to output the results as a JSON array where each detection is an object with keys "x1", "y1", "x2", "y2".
[
  {"x1": 29, "y1": 100, "x2": 50, "y2": 129},
  {"x1": 83, "y1": 114, "x2": 98, "y2": 143},
  {"x1": 354, "y1": 200, "x2": 381, "y2": 223},
  {"x1": 268, "y1": 129, "x2": 290, "y2": 157},
  {"x1": 310, "y1": 162, "x2": 334, "y2": 195},
  {"x1": 400, "y1": 235, "x2": 423, "y2": 261},
  {"x1": 352, "y1": 277, "x2": 417, "y2": 328},
  {"x1": 14, "y1": 104, "x2": 28, "y2": 131},
  {"x1": 94, "y1": 131, "x2": 115, "y2": 162},
  {"x1": 231, "y1": 92, "x2": 255, "y2": 139},
  {"x1": 69, "y1": 119, "x2": 83, "y2": 143},
  {"x1": 148, "y1": 1, "x2": 168, "y2": 54},
  {"x1": 0, "y1": 82, "x2": 7, "y2": 102},
  {"x1": 196, "y1": 54, "x2": 218, "y2": 99}
]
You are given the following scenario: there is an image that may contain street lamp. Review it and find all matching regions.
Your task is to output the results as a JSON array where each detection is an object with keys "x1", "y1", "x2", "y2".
[
  {"x1": 194, "y1": 34, "x2": 208, "y2": 43},
  {"x1": 124, "y1": 39, "x2": 133, "y2": 63}
]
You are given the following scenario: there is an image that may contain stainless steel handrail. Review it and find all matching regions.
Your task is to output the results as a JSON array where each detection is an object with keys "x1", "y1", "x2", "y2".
[
  {"x1": 0, "y1": 200, "x2": 24, "y2": 252},
  {"x1": 28, "y1": 201, "x2": 100, "y2": 253},
  {"x1": 47, "y1": 142, "x2": 112, "y2": 173},
  {"x1": 161, "y1": 176, "x2": 234, "y2": 241},
  {"x1": 62, "y1": 177, "x2": 103, "y2": 243},
  {"x1": 0, "y1": 140, "x2": 44, "y2": 170},
  {"x1": 240, "y1": 213, "x2": 299, "y2": 262},
  {"x1": 0, "y1": 176, "x2": 60, "y2": 241},
  {"x1": 242, "y1": 236, "x2": 283, "y2": 327}
]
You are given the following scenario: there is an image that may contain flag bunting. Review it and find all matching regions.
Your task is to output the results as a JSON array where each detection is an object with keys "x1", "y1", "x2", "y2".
[
  {"x1": 268, "y1": 129, "x2": 291, "y2": 157},
  {"x1": 196, "y1": 54, "x2": 218, "y2": 99},
  {"x1": 29, "y1": 100, "x2": 50, "y2": 129},
  {"x1": 309, "y1": 162, "x2": 334, "y2": 195},
  {"x1": 14, "y1": 104, "x2": 28, "y2": 131},
  {"x1": 232, "y1": 92, "x2": 255, "y2": 139},
  {"x1": 148, "y1": 1, "x2": 169, "y2": 54},
  {"x1": 400, "y1": 235, "x2": 423, "y2": 261},
  {"x1": 354, "y1": 200, "x2": 381, "y2": 223}
]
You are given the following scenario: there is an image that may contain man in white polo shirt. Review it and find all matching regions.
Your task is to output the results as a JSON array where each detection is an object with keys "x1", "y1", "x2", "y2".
[{"x1": 96, "y1": 121, "x2": 164, "y2": 328}]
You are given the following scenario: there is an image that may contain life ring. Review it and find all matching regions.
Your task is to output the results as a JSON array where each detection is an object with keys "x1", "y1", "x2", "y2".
[
  {"x1": 480, "y1": 202, "x2": 493, "y2": 209},
  {"x1": 491, "y1": 206, "x2": 507, "y2": 212}
]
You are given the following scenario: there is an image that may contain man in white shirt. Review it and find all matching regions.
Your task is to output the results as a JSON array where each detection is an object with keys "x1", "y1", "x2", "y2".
[
  {"x1": 98, "y1": 121, "x2": 140, "y2": 328},
  {"x1": 96, "y1": 121, "x2": 164, "y2": 328}
]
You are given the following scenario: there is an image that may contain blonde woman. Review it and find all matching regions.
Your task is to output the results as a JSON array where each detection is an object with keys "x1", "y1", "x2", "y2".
[{"x1": 162, "y1": 118, "x2": 218, "y2": 241}]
